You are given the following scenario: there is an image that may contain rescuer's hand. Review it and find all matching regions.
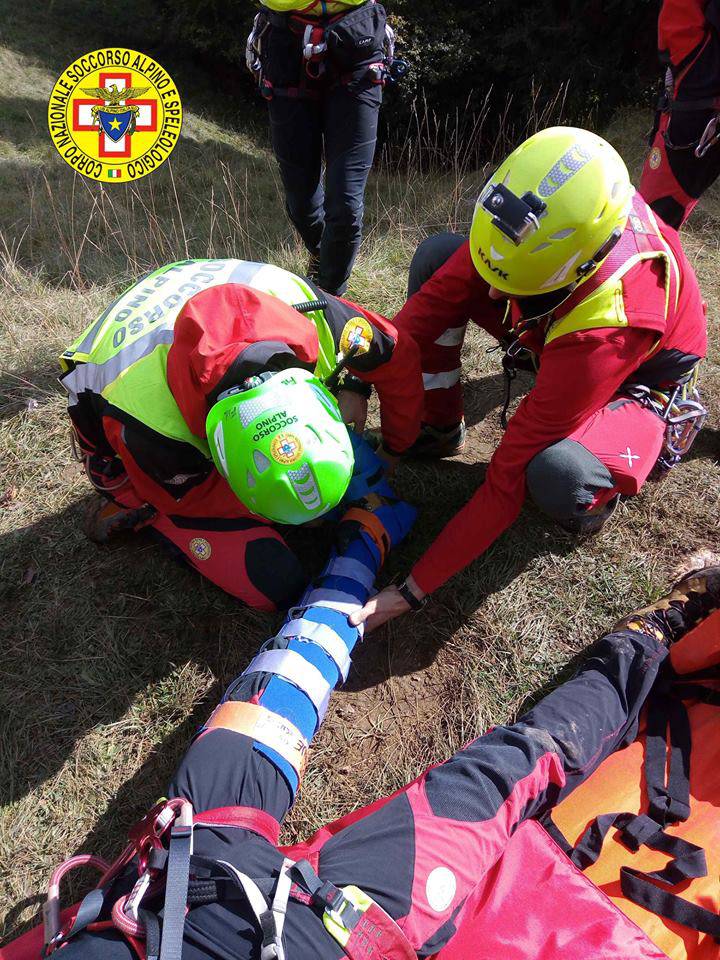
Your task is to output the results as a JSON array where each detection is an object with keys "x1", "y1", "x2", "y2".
[{"x1": 350, "y1": 575, "x2": 426, "y2": 632}]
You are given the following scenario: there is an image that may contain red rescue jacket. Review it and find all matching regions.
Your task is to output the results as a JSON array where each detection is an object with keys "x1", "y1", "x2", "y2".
[{"x1": 396, "y1": 196, "x2": 707, "y2": 595}]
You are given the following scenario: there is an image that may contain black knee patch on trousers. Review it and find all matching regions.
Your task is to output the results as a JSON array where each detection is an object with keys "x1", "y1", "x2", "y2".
[
  {"x1": 246, "y1": 537, "x2": 306, "y2": 610},
  {"x1": 408, "y1": 232, "x2": 467, "y2": 298},
  {"x1": 527, "y1": 439, "x2": 614, "y2": 520}
]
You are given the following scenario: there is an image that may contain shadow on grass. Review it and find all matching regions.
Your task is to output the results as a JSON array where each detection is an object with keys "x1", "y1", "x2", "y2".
[
  {"x1": 0, "y1": 495, "x2": 275, "y2": 809},
  {"x1": 1, "y1": 0, "x2": 286, "y2": 287},
  {"x1": 3, "y1": 0, "x2": 259, "y2": 133}
]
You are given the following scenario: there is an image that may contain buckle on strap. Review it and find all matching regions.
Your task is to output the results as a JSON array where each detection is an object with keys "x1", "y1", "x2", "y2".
[{"x1": 289, "y1": 860, "x2": 365, "y2": 946}]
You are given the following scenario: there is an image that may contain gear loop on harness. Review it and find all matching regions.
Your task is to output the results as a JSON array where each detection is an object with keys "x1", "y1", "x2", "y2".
[{"x1": 622, "y1": 366, "x2": 707, "y2": 472}]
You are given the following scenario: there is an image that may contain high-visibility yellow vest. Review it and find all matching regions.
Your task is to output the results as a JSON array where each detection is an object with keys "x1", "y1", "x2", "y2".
[
  {"x1": 544, "y1": 198, "x2": 680, "y2": 346},
  {"x1": 260, "y1": 0, "x2": 368, "y2": 16},
  {"x1": 60, "y1": 259, "x2": 337, "y2": 453}
]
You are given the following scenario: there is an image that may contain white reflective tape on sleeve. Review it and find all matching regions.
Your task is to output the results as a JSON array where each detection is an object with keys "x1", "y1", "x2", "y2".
[
  {"x1": 279, "y1": 619, "x2": 352, "y2": 681},
  {"x1": 434, "y1": 325, "x2": 467, "y2": 347},
  {"x1": 243, "y1": 649, "x2": 332, "y2": 721},
  {"x1": 323, "y1": 556, "x2": 375, "y2": 591},
  {"x1": 422, "y1": 369, "x2": 461, "y2": 390}
]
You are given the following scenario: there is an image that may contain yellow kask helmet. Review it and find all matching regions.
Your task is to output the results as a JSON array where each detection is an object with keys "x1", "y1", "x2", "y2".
[{"x1": 470, "y1": 126, "x2": 633, "y2": 298}]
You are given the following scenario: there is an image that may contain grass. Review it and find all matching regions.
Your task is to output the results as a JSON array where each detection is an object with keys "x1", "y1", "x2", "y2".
[{"x1": 2, "y1": 0, "x2": 720, "y2": 943}]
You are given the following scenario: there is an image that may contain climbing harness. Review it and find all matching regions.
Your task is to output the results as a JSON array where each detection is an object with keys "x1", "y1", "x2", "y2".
[{"x1": 624, "y1": 368, "x2": 708, "y2": 471}]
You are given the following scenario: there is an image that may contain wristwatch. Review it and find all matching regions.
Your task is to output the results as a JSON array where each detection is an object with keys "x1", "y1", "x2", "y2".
[{"x1": 398, "y1": 579, "x2": 427, "y2": 612}]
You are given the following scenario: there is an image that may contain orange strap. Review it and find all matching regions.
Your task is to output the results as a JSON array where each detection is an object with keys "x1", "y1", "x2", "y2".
[
  {"x1": 342, "y1": 506, "x2": 390, "y2": 565},
  {"x1": 206, "y1": 701, "x2": 309, "y2": 781}
]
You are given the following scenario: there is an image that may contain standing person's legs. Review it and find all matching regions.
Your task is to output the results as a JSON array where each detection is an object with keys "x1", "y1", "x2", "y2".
[
  {"x1": 268, "y1": 95, "x2": 326, "y2": 263},
  {"x1": 526, "y1": 397, "x2": 667, "y2": 531},
  {"x1": 319, "y1": 79, "x2": 382, "y2": 295},
  {"x1": 640, "y1": 22, "x2": 720, "y2": 229}
]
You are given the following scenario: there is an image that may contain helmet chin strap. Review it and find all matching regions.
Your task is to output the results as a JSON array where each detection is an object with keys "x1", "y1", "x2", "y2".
[{"x1": 501, "y1": 224, "x2": 625, "y2": 321}]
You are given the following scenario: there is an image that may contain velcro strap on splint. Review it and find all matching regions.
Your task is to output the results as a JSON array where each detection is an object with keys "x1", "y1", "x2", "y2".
[
  {"x1": 278, "y1": 619, "x2": 352, "y2": 681},
  {"x1": 322, "y1": 556, "x2": 375, "y2": 592},
  {"x1": 243, "y1": 650, "x2": 333, "y2": 721},
  {"x1": 342, "y1": 508, "x2": 390, "y2": 564},
  {"x1": 206, "y1": 701, "x2": 309, "y2": 782}
]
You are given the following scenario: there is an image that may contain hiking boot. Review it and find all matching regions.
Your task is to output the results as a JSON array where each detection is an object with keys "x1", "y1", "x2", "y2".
[
  {"x1": 406, "y1": 420, "x2": 467, "y2": 459},
  {"x1": 557, "y1": 494, "x2": 620, "y2": 537},
  {"x1": 613, "y1": 566, "x2": 720, "y2": 645},
  {"x1": 84, "y1": 497, "x2": 155, "y2": 544}
]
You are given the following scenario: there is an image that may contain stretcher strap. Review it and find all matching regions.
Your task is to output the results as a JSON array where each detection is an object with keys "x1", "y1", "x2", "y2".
[
  {"x1": 243, "y1": 649, "x2": 332, "y2": 721},
  {"x1": 620, "y1": 862, "x2": 720, "y2": 940},
  {"x1": 545, "y1": 676, "x2": 720, "y2": 940},
  {"x1": 340, "y1": 509, "x2": 390, "y2": 565},
  {"x1": 194, "y1": 805, "x2": 281, "y2": 845},
  {"x1": 322, "y1": 556, "x2": 375, "y2": 592},
  {"x1": 303, "y1": 587, "x2": 364, "y2": 608},
  {"x1": 278, "y1": 618, "x2": 352, "y2": 681},
  {"x1": 645, "y1": 691, "x2": 691, "y2": 824}
]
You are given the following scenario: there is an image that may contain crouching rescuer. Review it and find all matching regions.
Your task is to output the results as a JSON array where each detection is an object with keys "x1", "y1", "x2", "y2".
[
  {"x1": 351, "y1": 126, "x2": 709, "y2": 630},
  {"x1": 60, "y1": 258, "x2": 423, "y2": 611}
]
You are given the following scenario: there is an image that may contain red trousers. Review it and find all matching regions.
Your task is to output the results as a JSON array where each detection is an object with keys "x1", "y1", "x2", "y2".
[{"x1": 419, "y1": 325, "x2": 665, "y2": 514}]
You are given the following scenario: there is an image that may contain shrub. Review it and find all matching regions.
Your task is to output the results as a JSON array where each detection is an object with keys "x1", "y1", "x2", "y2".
[{"x1": 156, "y1": 0, "x2": 662, "y2": 162}]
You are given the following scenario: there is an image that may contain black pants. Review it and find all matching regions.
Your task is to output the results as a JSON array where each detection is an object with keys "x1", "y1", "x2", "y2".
[
  {"x1": 268, "y1": 80, "x2": 381, "y2": 296},
  {"x1": 57, "y1": 619, "x2": 669, "y2": 960}
]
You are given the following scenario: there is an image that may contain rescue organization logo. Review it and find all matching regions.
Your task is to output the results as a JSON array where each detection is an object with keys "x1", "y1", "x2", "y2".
[
  {"x1": 270, "y1": 433, "x2": 304, "y2": 465},
  {"x1": 189, "y1": 537, "x2": 212, "y2": 562},
  {"x1": 340, "y1": 316, "x2": 373, "y2": 357},
  {"x1": 47, "y1": 48, "x2": 182, "y2": 183},
  {"x1": 648, "y1": 146, "x2": 662, "y2": 171}
]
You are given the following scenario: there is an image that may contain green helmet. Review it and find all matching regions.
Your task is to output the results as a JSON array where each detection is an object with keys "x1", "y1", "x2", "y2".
[{"x1": 206, "y1": 368, "x2": 354, "y2": 525}]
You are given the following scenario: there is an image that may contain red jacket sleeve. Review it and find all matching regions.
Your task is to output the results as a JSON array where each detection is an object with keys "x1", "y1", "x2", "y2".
[
  {"x1": 411, "y1": 327, "x2": 657, "y2": 595},
  {"x1": 345, "y1": 304, "x2": 424, "y2": 455},
  {"x1": 103, "y1": 417, "x2": 250, "y2": 519},
  {"x1": 393, "y1": 240, "x2": 508, "y2": 345}
]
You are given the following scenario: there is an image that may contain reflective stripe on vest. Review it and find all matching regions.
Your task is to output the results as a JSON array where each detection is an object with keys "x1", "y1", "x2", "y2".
[
  {"x1": 60, "y1": 259, "x2": 337, "y2": 448},
  {"x1": 544, "y1": 194, "x2": 681, "y2": 346}
]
